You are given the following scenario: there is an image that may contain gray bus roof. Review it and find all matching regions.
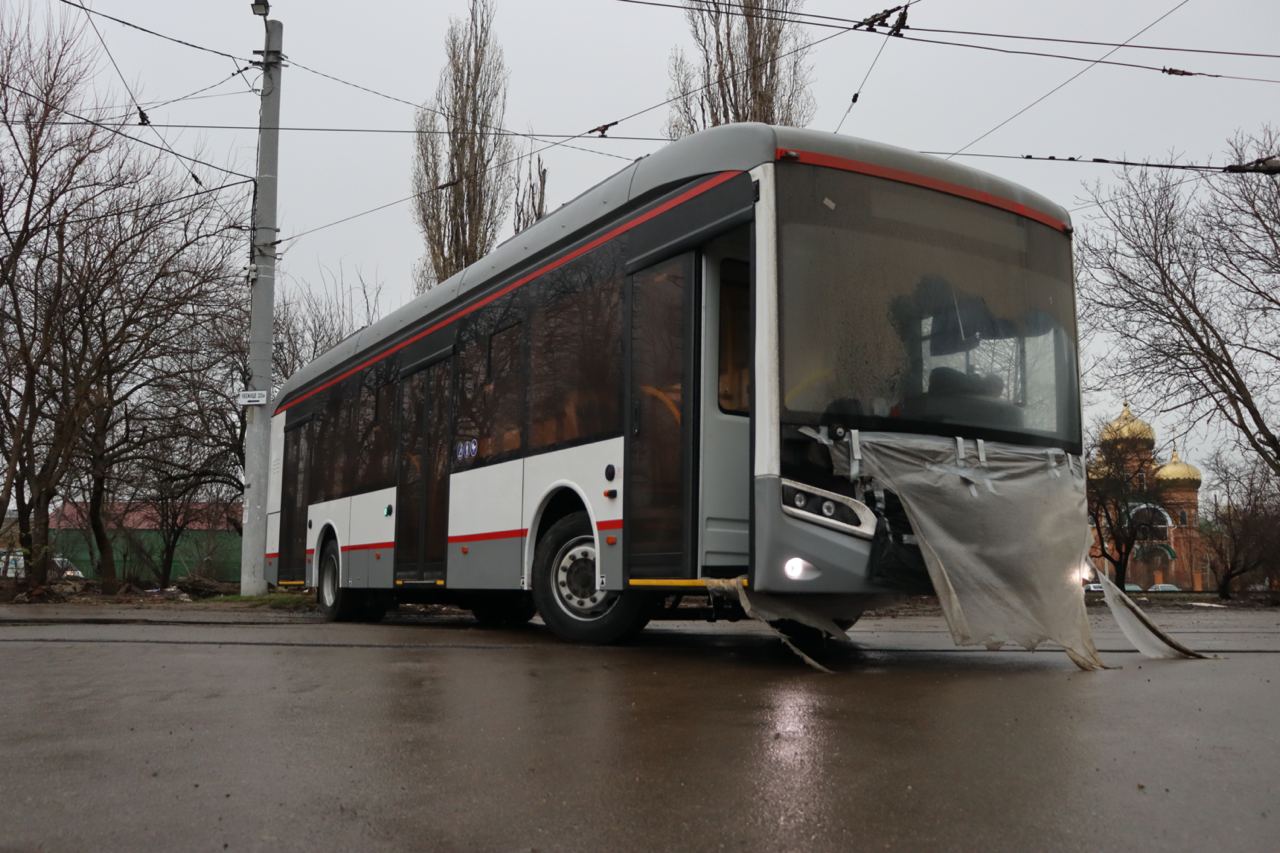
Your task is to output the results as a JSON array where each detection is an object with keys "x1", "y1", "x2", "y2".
[{"x1": 276, "y1": 123, "x2": 1071, "y2": 407}]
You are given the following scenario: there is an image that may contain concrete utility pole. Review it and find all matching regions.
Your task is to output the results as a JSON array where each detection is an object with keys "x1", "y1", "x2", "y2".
[{"x1": 240, "y1": 12, "x2": 283, "y2": 595}]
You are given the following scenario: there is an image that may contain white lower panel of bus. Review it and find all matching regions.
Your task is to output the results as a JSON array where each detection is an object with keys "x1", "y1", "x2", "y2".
[
  {"x1": 447, "y1": 437, "x2": 625, "y2": 592},
  {"x1": 304, "y1": 487, "x2": 396, "y2": 589}
]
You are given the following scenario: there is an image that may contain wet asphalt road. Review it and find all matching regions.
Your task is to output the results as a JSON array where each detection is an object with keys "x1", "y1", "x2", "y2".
[{"x1": 1, "y1": 606, "x2": 1278, "y2": 852}]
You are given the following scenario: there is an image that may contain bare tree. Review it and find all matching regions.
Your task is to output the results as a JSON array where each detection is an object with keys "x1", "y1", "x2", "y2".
[
  {"x1": 512, "y1": 141, "x2": 547, "y2": 235},
  {"x1": 665, "y1": 0, "x2": 815, "y2": 140},
  {"x1": 275, "y1": 265, "x2": 382, "y2": 382},
  {"x1": 411, "y1": 0, "x2": 514, "y2": 293},
  {"x1": 0, "y1": 11, "x2": 243, "y2": 587},
  {"x1": 1201, "y1": 453, "x2": 1280, "y2": 599},
  {"x1": 1077, "y1": 128, "x2": 1280, "y2": 477}
]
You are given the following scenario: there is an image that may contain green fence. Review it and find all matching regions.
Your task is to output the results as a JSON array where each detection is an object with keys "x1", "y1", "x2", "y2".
[{"x1": 50, "y1": 528, "x2": 241, "y2": 585}]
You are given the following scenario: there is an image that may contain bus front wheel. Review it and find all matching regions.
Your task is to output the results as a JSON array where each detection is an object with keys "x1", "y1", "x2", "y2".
[
  {"x1": 532, "y1": 511, "x2": 650, "y2": 644},
  {"x1": 317, "y1": 540, "x2": 358, "y2": 622}
]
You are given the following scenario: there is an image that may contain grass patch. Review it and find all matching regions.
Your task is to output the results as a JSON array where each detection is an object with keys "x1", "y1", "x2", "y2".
[{"x1": 210, "y1": 592, "x2": 316, "y2": 611}]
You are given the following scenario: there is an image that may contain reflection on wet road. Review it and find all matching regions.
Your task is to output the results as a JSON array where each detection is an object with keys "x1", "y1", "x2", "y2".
[{"x1": 1, "y1": 609, "x2": 1277, "y2": 851}]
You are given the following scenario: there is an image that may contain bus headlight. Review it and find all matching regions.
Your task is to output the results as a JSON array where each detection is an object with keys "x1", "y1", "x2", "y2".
[{"x1": 780, "y1": 479, "x2": 876, "y2": 539}]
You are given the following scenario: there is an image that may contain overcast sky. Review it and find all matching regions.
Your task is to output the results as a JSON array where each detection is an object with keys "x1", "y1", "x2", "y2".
[{"x1": 59, "y1": 0, "x2": 1280, "y2": 454}]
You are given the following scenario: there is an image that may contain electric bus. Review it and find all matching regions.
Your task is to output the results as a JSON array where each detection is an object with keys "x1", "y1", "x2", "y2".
[{"x1": 264, "y1": 123, "x2": 1080, "y2": 642}]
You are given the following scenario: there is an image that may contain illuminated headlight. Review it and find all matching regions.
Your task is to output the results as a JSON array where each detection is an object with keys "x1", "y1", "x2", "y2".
[
  {"x1": 793, "y1": 491, "x2": 808, "y2": 509},
  {"x1": 821, "y1": 500, "x2": 836, "y2": 517},
  {"x1": 784, "y1": 557, "x2": 817, "y2": 580}
]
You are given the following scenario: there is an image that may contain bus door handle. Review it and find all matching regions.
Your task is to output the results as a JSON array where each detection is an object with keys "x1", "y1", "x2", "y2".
[{"x1": 631, "y1": 400, "x2": 641, "y2": 435}]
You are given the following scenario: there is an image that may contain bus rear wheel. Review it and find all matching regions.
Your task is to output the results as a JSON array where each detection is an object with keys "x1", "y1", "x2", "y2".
[{"x1": 532, "y1": 511, "x2": 651, "y2": 644}]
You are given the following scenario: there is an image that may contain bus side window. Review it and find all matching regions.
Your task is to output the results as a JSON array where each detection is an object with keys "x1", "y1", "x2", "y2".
[
  {"x1": 527, "y1": 252, "x2": 622, "y2": 451},
  {"x1": 353, "y1": 360, "x2": 397, "y2": 492},
  {"x1": 718, "y1": 259, "x2": 750, "y2": 414},
  {"x1": 487, "y1": 322, "x2": 524, "y2": 456},
  {"x1": 455, "y1": 312, "x2": 526, "y2": 468}
]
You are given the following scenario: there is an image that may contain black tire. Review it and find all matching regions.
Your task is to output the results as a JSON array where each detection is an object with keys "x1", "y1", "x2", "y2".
[
  {"x1": 469, "y1": 592, "x2": 536, "y2": 628},
  {"x1": 532, "y1": 511, "x2": 652, "y2": 644},
  {"x1": 316, "y1": 540, "x2": 358, "y2": 622}
]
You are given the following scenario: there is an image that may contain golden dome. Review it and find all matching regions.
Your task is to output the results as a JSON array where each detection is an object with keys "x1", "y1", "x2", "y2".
[
  {"x1": 1156, "y1": 449, "x2": 1201, "y2": 486},
  {"x1": 1100, "y1": 402, "x2": 1155, "y2": 445}
]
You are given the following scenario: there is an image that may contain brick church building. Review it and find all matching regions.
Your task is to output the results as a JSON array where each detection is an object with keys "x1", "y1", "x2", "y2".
[{"x1": 1087, "y1": 403, "x2": 1210, "y2": 590}]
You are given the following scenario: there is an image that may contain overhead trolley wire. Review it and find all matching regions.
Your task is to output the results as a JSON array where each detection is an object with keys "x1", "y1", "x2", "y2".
[
  {"x1": 76, "y1": 1, "x2": 224, "y2": 189},
  {"x1": 97, "y1": 66, "x2": 256, "y2": 124},
  {"x1": 276, "y1": 5, "x2": 874, "y2": 248},
  {"x1": 61, "y1": 178, "x2": 257, "y2": 226},
  {"x1": 41, "y1": 121, "x2": 670, "y2": 141},
  {"x1": 0, "y1": 79, "x2": 256, "y2": 182},
  {"x1": 834, "y1": 1, "x2": 918, "y2": 133},
  {"x1": 33, "y1": 119, "x2": 1264, "y2": 173},
  {"x1": 675, "y1": 0, "x2": 1280, "y2": 61},
  {"x1": 617, "y1": 0, "x2": 1280, "y2": 86},
  {"x1": 54, "y1": 0, "x2": 252, "y2": 63},
  {"x1": 284, "y1": 58, "x2": 634, "y2": 163},
  {"x1": 58, "y1": 0, "x2": 633, "y2": 166},
  {"x1": 947, "y1": 0, "x2": 1193, "y2": 159}
]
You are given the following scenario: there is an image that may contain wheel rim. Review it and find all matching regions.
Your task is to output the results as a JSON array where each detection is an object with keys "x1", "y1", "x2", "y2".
[
  {"x1": 551, "y1": 535, "x2": 617, "y2": 621},
  {"x1": 321, "y1": 554, "x2": 337, "y2": 608}
]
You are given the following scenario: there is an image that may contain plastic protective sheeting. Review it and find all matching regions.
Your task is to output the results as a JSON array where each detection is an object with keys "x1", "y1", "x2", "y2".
[
  {"x1": 704, "y1": 578, "x2": 850, "y2": 673},
  {"x1": 851, "y1": 432, "x2": 1107, "y2": 670},
  {"x1": 1095, "y1": 570, "x2": 1209, "y2": 660}
]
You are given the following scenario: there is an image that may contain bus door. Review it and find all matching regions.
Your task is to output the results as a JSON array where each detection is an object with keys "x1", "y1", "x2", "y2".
[
  {"x1": 278, "y1": 419, "x2": 312, "y2": 583},
  {"x1": 626, "y1": 253, "x2": 697, "y2": 579},
  {"x1": 395, "y1": 358, "x2": 452, "y2": 583}
]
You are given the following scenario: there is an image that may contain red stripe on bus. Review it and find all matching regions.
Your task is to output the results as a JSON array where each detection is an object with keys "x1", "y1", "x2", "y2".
[
  {"x1": 447, "y1": 528, "x2": 528, "y2": 544},
  {"x1": 341, "y1": 541, "x2": 395, "y2": 552},
  {"x1": 596, "y1": 519, "x2": 624, "y2": 530},
  {"x1": 776, "y1": 148, "x2": 1070, "y2": 234},
  {"x1": 275, "y1": 169, "x2": 744, "y2": 414},
  {"x1": 305, "y1": 548, "x2": 315, "y2": 555},
  {"x1": 264, "y1": 552, "x2": 279, "y2": 559}
]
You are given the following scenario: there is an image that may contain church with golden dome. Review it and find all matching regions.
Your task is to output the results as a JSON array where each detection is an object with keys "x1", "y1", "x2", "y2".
[{"x1": 1088, "y1": 403, "x2": 1209, "y2": 590}]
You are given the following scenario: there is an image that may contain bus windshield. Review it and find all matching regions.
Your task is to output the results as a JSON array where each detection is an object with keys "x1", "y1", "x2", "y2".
[{"x1": 776, "y1": 164, "x2": 1080, "y2": 450}]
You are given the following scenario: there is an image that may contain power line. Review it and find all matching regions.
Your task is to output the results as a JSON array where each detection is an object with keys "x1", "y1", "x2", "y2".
[
  {"x1": 0, "y1": 79, "x2": 255, "y2": 181},
  {"x1": 948, "y1": 0, "x2": 1193, "y2": 159},
  {"x1": 54, "y1": 0, "x2": 251, "y2": 63},
  {"x1": 277, "y1": 6, "x2": 871, "y2": 247},
  {"x1": 692, "y1": 0, "x2": 1280, "y2": 61},
  {"x1": 285, "y1": 58, "x2": 634, "y2": 163},
  {"x1": 834, "y1": 2, "x2": 915, "y2": 133},
  {"x1": 618, "y1": 0, "x2": 1280, "y2": 86},
  {"x1": 923, "y1": 152, "x2": 1232, "y2": 172},
  {"x1": 62, "y1": 179, "x2": 255, "y2": 225},
  {"x1": 55, "y1": 0, "x2": 632, "y2": 164},
  {"x1": 44, "y1": 120, "x2": 668, "y2": 141},
  {"x1": 36, "y1": 120, "x2": 1260, "y2": 173},
  {"x1": 76, "y1": 1, "x2": 208, "y2": 187},
  {"x1": 97, "y1": 66, "x2": 255, "y2": 124},
  {"x1": 97, "y1": 88, "x2": 256, "y2": 115}
]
